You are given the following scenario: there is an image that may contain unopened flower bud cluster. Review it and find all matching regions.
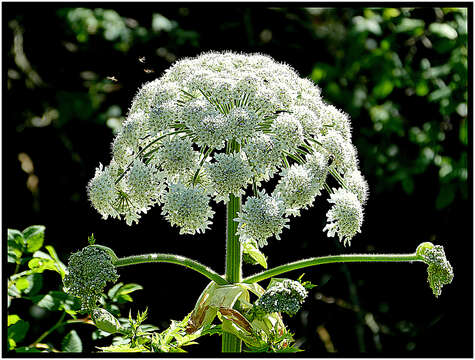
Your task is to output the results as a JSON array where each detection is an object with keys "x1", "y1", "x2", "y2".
[
  {"x1": 256, "y1": 279, "x2": 308, "y2": 316},
  {"x1": 88, "y1": 51, "x2": 368, "y2": 245},
  {"x1": 418, "y1": 244, "x2": 454, "y2": 297},
  {"x1": 63, "y1": 246, "x2": 119, "y2": 311}
]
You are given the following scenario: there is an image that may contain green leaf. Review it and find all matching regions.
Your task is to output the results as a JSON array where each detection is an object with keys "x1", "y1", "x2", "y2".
[
  {"x1": 98, "y1": 344, "x2": 149, "y2": 352},
  {"x1": 45, "y1": 245, "x2": 67, "y2": 279},
  {"x1": 113, "y1": 283, "x2": 143, "y2": 303},
  {"x1": 117, "y1": 283, "x2": 143, "y2": 296},
  {"x1": 14, "y1": 277, "x2": 30, "y2": 292},
  {"x1": 8, "y1": 229, "x2": 25, "y2": 263},
  {"x1": 396, "y1": 18, "x2": 425, "y2": 33},
  {"x1": 62, "y1": 330, "x2": 83, "y2": 353},
  {"x1": 436, "y1": 183, "x2": 456, "y2": 209},
  {"x1": 23, "y1": 225, "x2": 45, "y2": 253},
  {"x1": 8, "y1": 319, "x2": 29, "y2": 343},
  {"x1": 8, "y1": 315, "x2": 21, "y2": 326},
  {"x1": 242, "y1": 239, "x2": 267, "y2": 269},
  {"x1": 14, "y1": 346, "x2": 42, "y2": 353},
  {"x1": 32, "y1": 291, "x2": 81, "y2": 312},
  {"x1": 429, "y1": 23, "x2": 458, "y2": 39},
  {"x1": 24, "y1": 274, "x2": 43, "y2": 296},
  {"x1": 107, "y1": 282, "x2": 124, "y2": 299},
  {"x1": 415, "y1": 81, "x2": 429, "y2": 96},
  {"x1": 8, "y1": 229, "x2": 25, "y2": 247},
  {"x1": 28, "y1": 257, "x2": 58, "y2": 274},
  {"x1": 88, "y1": 233, "x2": 96, "y2": 245},
  {"x1": 373, "y1": 79, "x2": 394, "y2": 99}
]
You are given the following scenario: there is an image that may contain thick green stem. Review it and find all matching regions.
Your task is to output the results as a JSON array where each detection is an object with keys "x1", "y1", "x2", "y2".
[
  {"x1": 225, "y1": 194, "x2": 242, "y2": 284},
  {"x1": 114, "y1": 253, "x2": 227, "y2": 285},
  {"x1": 244, "y1": 253, "x2": 422, "y2": 284},
  {"x1": 222, "y1": 141, "x2": 243, "y2": 353}
]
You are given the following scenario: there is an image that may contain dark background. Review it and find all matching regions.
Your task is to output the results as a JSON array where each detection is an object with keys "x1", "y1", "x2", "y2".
[{"x1": 4, "y1": 3, "x2": 472, "y2": 356}]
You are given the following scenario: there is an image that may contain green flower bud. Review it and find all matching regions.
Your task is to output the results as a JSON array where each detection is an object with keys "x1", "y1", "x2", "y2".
[
  {"x1": 256, "y1": 279, "x2": 308, "y2": 316},
  {"x1": 92, "y1": 308, "x2": 122, "y2": 334},
  {"x1": 63, "y1": 245, "x2": 119, "y2": 312},
  {"x1": 417, "y1": 242, "x2": 454, "y2": 298}
]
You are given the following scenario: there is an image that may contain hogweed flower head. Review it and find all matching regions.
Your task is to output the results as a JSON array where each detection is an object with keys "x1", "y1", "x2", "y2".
[
  {"x1": 235, "y1": 191, "x2": 289, "y2": 248},
  {"x1": 63, "y1": 245, "x2": 119, "y2": 312},
  {"x1": 417, "y1": 242, "x2": 454, "y2": 298},
  {"x1": 87, "y1": 51, "x2": 368, "y2": 246},
  {"x1": 323, "y1": 188, "x2": 363, "y2": 246},
  {"x1": 161, "y1": 183, "x2": 215, "y2": 235}
]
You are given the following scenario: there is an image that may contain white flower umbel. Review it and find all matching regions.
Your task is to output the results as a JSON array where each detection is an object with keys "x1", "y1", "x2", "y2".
[
  {"x1": 270, "y1": 112, "x2": 304, "y2": 151},
  {"x1": 161, "y1": 183, "x2": 215, "y2": 235},
  {"x1": 242, "y1": 134, "x2": 283, "y2": 180},
  {"x1": 126, "y1": 159, "x2": 163, "y2": 208},
  {"x1": 343, "y1": 169, "x2": 369, "y2": 205},
  {"x1": 157, "y1": 136, "x2": 199, "y2": 177},
  {"x1": 224, "y1": 106, "x2": 260, "y2": 144},
  {"x1": 289, "y1": 104, "x2": 322, "y2": 137},
  {"x1": 304, "y1": 151, "x2": 329, "y2": 191},
  {"x1": 321, "y1": 104, "x2": 352, "y2": 141},
  {"x1": 323, "y1": 188, "x2": 363, "y2": 246},
  {"x1": 321, "y1": 129, "x2": 357, "y2": 174},
  {"x1": 88, "y1": 51, "x2": 367, "y2": 245},
  {"x1": 235, "y1": 191, "x2": 289, "y2": 248},
  {"x1": 206, "y1": 152, "x2": 252, "y2": 203},
  {"x1": 87, "y1": 164, "x2": 119, "y2": 220},
  {"x1": 273, "y1": 164, "x2": 321, "y2": 216},
  {"x1": 148, "y1": 100, "x2": 181, "y2": 135}
]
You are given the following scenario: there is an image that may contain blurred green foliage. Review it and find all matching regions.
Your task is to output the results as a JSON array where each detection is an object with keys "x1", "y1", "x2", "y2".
[{"x1": 308, "y1": 8, "x2": 467, "y2": 208}]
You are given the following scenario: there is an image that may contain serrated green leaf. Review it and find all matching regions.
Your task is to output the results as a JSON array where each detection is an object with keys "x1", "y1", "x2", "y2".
[
  {"x1": 62, "y1": 330, "x2": 83, "y2": 353},
  {"x1": 8, "y1": 319, "x2": 29, "y2": 343},
  {"x1": 8, "y1": 315, "x2": 21, "y2": 326},
  {"x1": 23, "y1": 226, "x2": 45, "y2": 253}
]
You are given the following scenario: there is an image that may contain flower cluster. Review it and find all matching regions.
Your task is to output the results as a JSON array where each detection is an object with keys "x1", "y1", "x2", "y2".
[
  {"x1": 256, "y1": 279, "x2": 308, "y2": 316},
  {"x1": 417, "y1": 242, "x2": 454, "y2": 297},
  {"x1": 87, "y1": 51, "x2": 368, "y2": 246},
  {"x1": 323, "y1": 188, "x2": 364, "y2": 246},
  {"x1": 63, "y1": 246, "x2": 119, "y2": 312}
]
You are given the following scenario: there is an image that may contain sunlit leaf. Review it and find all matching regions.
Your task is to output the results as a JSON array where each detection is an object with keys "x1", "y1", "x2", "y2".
[
  {"x1": 23, "y1": 225, "x2": 45, "y2": 253},
  {"x1": 62, "y1": 330, "x2": 83, "y2": 353}
]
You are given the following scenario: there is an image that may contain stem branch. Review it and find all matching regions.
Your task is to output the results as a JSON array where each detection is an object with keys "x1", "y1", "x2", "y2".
[
  {"x1": 114, "y1": 253, "x2": 227, "y2": 285},
  {"x1": 244, "y1": 253, "x2": 422, "y2": 284}
]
